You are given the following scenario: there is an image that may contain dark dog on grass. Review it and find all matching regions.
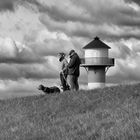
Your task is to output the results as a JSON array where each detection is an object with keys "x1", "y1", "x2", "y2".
[{"x1": 38, "y1": 84, "x2": 60, "y2": 94}]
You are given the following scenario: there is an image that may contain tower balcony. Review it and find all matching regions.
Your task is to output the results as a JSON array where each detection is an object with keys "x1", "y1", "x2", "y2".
[{"x1": 80, "y1": 57, "x2": 114, "y2": 67}]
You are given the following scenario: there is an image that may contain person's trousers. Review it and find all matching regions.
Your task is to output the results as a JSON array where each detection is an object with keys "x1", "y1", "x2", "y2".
[
  {"x1": 68, "y1": 75, "x2": 79, "y2": 91},
  {"x1": 60, "y1": 72, "x2": 68, "y2": 91}
]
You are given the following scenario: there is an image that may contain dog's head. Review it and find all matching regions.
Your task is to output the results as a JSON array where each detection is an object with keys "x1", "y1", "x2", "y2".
[
  {"x1": 38, "y1": 84, "x2": 44, "y2": 90},
  {"x1": 38, "y1": 84, "x2": 50, "y2": 93}
]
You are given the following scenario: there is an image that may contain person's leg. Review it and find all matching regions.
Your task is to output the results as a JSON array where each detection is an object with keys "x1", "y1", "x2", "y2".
[
  {"x1": 68, "y1": 75, "x2": 75, "y2": 91},
  {"x1": 64, "y1": 74, "x2": 70, "y2": 90},
  {"x1": 68, "y1": 75, "x2": 79, "y2": 91},
  {"x1": 75, "y1": 76, "x2": 79, "y2": 91},
  {"x1": 63, "y1": 74, "x2": 68, "y2": 91},
  {"x1": 72, "y1": 76, "x2": 79, "y2": 91},
  {"x1": 60, "y1": 72, "x2": 67, "y2": 91}
]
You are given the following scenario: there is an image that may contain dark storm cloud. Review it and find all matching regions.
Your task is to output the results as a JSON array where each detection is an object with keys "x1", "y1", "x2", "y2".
[
  {"x1": 39, "y1": 14, "x2": 140, "y2": 41},
  {"x1": 12, "y1": 0, "x2": 140, "y2": 29},
  {"x1": 0, "y1": 0, "x2": 42, "y2": 12},
  {"x1": 0, "y1": 0, "x2": 17, "y2": 12},
  {"x1": 2, "y1": 0, "x2": 136, "y2": 41},
  {"x1": 28, "y1": 0, "x2": 140, "y2": 27},
  {"x1": 35, "y1": 0, "x2": 140, "y2": 41},
  {"x1": 51, "y1": 0, "x2": 140, "y2": 27},
  {"x1": 21, "y1": 0, "x2": 92, "y2": 24},
  {"x1": 125, "y1": 0, "x2": 140, "y2": 5},
  {"x1": 96, "y1": 30, "x2": 140, "y2": 41},
  {"x1": 2, "y1": 0, "x2": 140, "y2": 41},
  {"x1": 70, "y1": 0, "x2": 138, "y2": 26}
]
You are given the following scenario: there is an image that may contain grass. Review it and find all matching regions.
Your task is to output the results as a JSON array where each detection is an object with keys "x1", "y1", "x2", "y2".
[{"x1": 0, "y1": 83, "x2": 140, "y2": 139}]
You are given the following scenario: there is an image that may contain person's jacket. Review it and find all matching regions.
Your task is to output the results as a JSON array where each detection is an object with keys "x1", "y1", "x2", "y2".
[
  {"x1": 67, "y1": 53, "x2": 81, "y2": 77},
  {"x1": 60, "y1": 58, "x2": 68, "y2": 75}
]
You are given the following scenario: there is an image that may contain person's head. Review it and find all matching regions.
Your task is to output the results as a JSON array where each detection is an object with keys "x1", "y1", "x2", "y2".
[
  {"x1": 58, "y1": 52, "x2": 66, "y2": 62},
  {"x1": 69, "y1": 50, "x2": 75, "y2": 57}
]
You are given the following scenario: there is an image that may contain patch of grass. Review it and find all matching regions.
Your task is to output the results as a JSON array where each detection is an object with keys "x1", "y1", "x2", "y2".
[{"x1": 0, "y1": 83, "x2": 140, "y2": 139}]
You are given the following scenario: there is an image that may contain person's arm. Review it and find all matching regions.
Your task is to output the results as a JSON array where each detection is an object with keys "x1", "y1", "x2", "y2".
[
  {"x1": 61, "y1": 59, "x2": 68, "y2": 72},
  {"x1": 67, "y1": 55, "x2": 76, "y2": 68}
]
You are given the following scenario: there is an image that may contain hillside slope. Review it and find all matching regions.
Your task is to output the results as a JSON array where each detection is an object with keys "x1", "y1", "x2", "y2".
[{"x1": 0, "y1": 83, "x2": 140, "y2": 140}]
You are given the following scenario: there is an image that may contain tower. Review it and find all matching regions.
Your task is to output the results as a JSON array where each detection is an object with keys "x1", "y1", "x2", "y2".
[{"x1": 81, "y1": 37, "x2": 114, "y2": 89}]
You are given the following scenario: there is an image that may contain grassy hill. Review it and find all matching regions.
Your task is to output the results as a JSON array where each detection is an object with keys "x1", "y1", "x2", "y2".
[{"x1": 0, "y1": 83, "x2": 140, "y2": 140}]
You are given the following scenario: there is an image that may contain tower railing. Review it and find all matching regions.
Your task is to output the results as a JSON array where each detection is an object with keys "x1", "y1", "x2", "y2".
[{"x1": 80, "y1": 57, "x2": 114, "y2": 66}]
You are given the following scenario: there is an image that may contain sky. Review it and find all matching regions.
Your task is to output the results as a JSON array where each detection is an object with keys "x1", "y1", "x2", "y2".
[{"x1": 0, "y1": 0, "x2": 140, "y2": 98}]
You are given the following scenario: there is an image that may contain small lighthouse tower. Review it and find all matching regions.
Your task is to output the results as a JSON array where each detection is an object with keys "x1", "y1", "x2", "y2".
[{"x1": 81, "y1": 37, "x2": 114, "y2": 89}]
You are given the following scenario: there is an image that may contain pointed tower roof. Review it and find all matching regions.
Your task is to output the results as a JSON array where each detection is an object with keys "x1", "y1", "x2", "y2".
[{"x1": 83, "y1": 36, "x2": 110, "y2": 49}]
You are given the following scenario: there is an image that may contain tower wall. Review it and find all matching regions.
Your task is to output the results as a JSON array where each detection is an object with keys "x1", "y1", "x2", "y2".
[
  {"x1": 88, "y1": 67, "x2": 105, "y2": 89},
  {"x1": 85, "y1": 48, "x2": 108, "y2": 58}
]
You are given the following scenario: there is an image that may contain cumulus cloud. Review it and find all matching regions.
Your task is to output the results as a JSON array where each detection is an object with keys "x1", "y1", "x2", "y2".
[
  {"x1": 0, "y1": 37, "x2": 44, "y2": 64},
  {"x1": 24, "y1": 28, "x2": 82, "y2": 56},
  {"x1": 0, "y1": 36, "x2": 65, "y2": 80},
  {"x1": 107, "y1": 39, "x2": 140, "y2": 83}
]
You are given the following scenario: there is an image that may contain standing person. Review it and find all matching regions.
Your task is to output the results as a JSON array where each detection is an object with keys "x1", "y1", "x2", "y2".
[
  {"x1": 58, "y1": 52, "x2": 69, "y2": 91},
  {"x1": 67, "y1": 50, "x2": 81, "y2": 91}
]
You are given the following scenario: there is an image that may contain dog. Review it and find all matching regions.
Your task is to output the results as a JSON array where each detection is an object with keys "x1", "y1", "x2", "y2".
[{"x1": 38, "y1": 84, "x2": 60, "y2": 94}]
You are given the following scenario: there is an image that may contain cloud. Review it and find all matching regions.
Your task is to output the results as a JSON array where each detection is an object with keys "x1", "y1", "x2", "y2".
[
  {"x1": 71, "y1": 0, "x2": 140, "y2": 26},
  {"x1": 23, "y1": 28, "x2": 82, "y2": 56},
  {"x1": 0, "y1": 37, "x2": 44, "y2": 64},
  {"x1": 1, "y1": 0, "x2": 140, "y2": 40},
  {"x1": 34, "y1": 0, "x2": 140, "y2": 41},
  {"x1": 125, "y1": 0, "x2": 140, "y2": 6},
  {"x1": 0, "y1": 0, "x2": 39, "y2": 12},
  {"x1": 19, "y1": 0, "x2": 91, "y2": 23},
  {"x1": 0, "y1": 5, "x2": 41, "y2": 44},
  {"x1": 107, "y1": 39, "x2": 140, "y2": 83},
  {"x1": 27, "y1": 0, "x2": 139, "y2": 27},
  {"x1": 0, "y1": 0, "x2": 16, "y2": 12},
  {"x1": 0, "y1": 64, "x2": 21, "y2": 80},
  {"x1": 0, "y1": 59, "x2": 59, "y2": 80},
  {"x1": 17, "y1": 56, "x2": 60, "y2": 79},
  {"x1": 0, "y1": 34, "x2": 81, "y2": 81},
  {"x1": 39, "y1": 15, "x2": 95, "y2": 38},
  {"x1": 0, "y1": 37, "x2": 61, "y2": 80},
  {"x1": 40, "y1": 14, "x2": 140, "y2": 41}
]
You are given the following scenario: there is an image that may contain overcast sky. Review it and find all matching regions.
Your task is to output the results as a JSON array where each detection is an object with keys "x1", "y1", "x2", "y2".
[{"x1": 0, "y1": 0, "x2": 140, "y2": 98}]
